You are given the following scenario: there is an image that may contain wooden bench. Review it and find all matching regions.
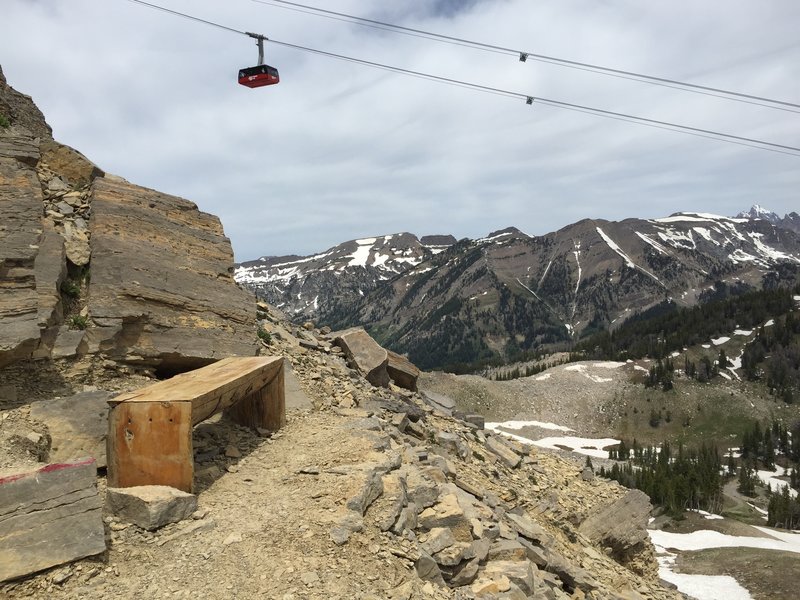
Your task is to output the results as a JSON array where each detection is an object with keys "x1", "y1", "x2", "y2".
[{"x1": 106, "y1": 356, "x2": 284, "y2": 492}]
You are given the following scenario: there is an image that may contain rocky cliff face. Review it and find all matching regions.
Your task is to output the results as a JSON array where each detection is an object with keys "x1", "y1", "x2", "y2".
[
  {"x1": 86, "y1": 177, "x2": 257, "y2": 371},
  {"x1": 0, "y1": 66, "x2": 256, "y2": 372},
  {"x1": 0, "y1": 66, "x2": 51, "y2": 140}
]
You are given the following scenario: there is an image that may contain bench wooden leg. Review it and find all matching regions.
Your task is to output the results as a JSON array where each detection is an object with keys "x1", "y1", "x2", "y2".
[
  {"x1": 107, "y1": 401, "x2": 194, "y2": 492},
  {"x1": 225, "y1": 366, "x2": 285, "y2": 431}
]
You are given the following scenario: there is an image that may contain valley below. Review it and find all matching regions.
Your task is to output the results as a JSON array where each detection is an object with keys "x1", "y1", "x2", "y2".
[{"x1": 419, "y1": 349, "x2": 800, "y2": 600}]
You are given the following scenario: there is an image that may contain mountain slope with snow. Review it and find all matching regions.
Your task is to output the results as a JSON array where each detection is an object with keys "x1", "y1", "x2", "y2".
[
  {"x1": 238, "y1": 211, "x2": 800, "y2": 370},
  {"x1": 235, "y1": 233, "x2": 455, "y2": 318}
]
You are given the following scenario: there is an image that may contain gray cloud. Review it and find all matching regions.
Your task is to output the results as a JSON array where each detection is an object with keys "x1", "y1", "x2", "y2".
[{"x1": 2, "y1": 0, "x2": 798, "y2": 260}]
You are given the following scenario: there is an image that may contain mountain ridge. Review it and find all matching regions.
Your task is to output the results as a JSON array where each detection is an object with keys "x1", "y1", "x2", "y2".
[{"x1": 236, "y1": 210, "x2": 800, "y2": 370}]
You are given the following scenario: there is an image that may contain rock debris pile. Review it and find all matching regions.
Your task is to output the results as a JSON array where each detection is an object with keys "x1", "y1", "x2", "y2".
[{"x1": 37, "y1": 160, "x2": 93, "y2": 267}]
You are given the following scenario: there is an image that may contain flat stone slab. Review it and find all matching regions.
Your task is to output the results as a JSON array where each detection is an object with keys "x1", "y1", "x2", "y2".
[
  {"x1": 421, "y1": 390, "x2": 456, "y2": 416},
  {"x1": 30, "y1": 391, "x2": 111, "y2": 468},
  {"x1": 106, "y1": 485, "x2": 197, "y2": 531},
  {"x1": 0, "y1": 458, "x2": 105, "y2": 582},
  {"x1": 486, "y1": 436, "x2": 521, "y2": 469}
]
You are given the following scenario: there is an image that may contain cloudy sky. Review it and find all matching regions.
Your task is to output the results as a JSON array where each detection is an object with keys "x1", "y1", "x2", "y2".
[{"x1": 3, "y1": 0, "x2": 799, "y2": 260}]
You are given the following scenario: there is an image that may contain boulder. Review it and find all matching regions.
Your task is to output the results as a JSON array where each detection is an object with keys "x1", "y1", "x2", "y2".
[
  {"x1": 106, "y1": 485, "x2": 198, "y2": 531},
  {"x1": 33, "y1": 221, "x2": 66, "y2": 328},
  {"x1": 386, "y1": 350, "x2": 420, "y2": 391},
  {"x1": 483, "y1": 560, "x2": 537, "y2": 595},
  {"x1": 578, "y1": 489, "x2": 652, "y2": 563},
  {"x1": 333, "y1": 327, "x2": 390, "y2": 387},
  {"x1": 63, "y1": 230, "x2": 91, "y2": 266},
  {"x1": 87, "y1": 177, "x2": 258, "y2": 370},
  {"x1": 486, "y1": 436, "x2": 521, "y2": 469},
  {"x1": 29, "y1": 391, "x2": 111, "y2": 468},
  {"x1": 421, "y1": 390, "x2": 456, "y2": 416},
  {"x1": 0, "y1": 458, "x2": 105, "y2": 582},
  {"x1": 39, "y1": 139, "x2": 104, "y2": 188}
]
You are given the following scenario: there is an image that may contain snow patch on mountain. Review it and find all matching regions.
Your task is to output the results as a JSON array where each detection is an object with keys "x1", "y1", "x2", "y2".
[
  {"x1": 635, "y1": 231, "x2": 669, "y2": 255},
  {"x1": 654, "y1": 212, "x2": 748, "y2": 225},
  {"x1": 597, "y1": 227, "x2": 661, "y2": 284},
  {"x1": 597, "y1": 227, "x2": 635, "y2": 268},
  {"x1": 348, "y1": 238, "x2": 377, "y2": 267}
]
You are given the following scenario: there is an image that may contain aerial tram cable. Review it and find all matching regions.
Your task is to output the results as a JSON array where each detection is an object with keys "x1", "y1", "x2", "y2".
[
  {"x1": 266, "y1": 38, "x2": 800, "y2": 156},
  {"x1": 126, "y1": 0, "x2": 280, "y2": 88},
  {"x1": 123, "y1": 0, "x2": 800, "y2": 157},
  {"x1": 253, "y1": 0, "x2": 800, "y2": 114}
]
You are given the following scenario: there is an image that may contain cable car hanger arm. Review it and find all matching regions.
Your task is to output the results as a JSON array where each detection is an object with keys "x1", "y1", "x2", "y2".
[{"x1": 246, "y1": 32, "x2": 268, "y2": 66}]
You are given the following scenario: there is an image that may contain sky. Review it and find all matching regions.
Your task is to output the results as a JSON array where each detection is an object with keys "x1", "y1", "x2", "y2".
[{"x1": 2, "y1": 0, "x2": 799, "y2": 261}]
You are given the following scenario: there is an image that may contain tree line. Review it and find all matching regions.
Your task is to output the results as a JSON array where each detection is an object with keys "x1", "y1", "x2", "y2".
[
  {"x1": 600, "y1": 440, "x2": 723, "y2": 515},
  {"x1": 733, "y1": 420, "x2": 800, "y2": 528}
]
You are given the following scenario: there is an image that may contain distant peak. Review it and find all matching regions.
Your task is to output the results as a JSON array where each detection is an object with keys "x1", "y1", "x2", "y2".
[
  {"x1": 736, "y1": 204, "x2": 780, "y2": 223},
  {"x1": 476, "y1": 227, "x2": 530, "y2": 245},
  {"x1": 487, "y1": 226, "x2": 523, "y2": 237},
  {"x1": 420, "y1": 234, "x2": 457, "y2": 247}
]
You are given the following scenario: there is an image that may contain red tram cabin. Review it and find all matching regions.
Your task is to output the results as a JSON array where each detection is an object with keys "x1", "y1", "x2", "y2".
[{"x1": 238, "y1": 65, "x2": 280, "y2": 88}]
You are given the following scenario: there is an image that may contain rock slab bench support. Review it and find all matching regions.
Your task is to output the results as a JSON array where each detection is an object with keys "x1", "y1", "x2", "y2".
[{"x1": 107, "y1": 356, "x2": 284, "y2": 493}]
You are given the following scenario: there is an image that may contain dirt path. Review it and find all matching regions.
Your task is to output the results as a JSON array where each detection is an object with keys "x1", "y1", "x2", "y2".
[{"x1": 4, "y1": 409, "x2": 442, "y2": 600}]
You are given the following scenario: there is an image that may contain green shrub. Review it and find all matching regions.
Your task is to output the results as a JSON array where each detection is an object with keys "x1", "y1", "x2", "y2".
[
  {"x1": 68, "y1": 315, "x2": 88, "y2": 330},
  {"x1": 60, "y1": 279, "x2": 80, "y2": 298},
  {"x1": 0, "y1": 114, "x2": 9, "y2": 129},
  {"x1": 257, "y1": 327, "x2": 272, "y2": 344}
]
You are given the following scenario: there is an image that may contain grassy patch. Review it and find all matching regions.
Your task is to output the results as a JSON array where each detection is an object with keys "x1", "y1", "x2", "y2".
[
  {"x1": 0, "y1": 114, "x2": 10, "y2": 129},
  {"x1": 675, "y1": 547, "x2": 800, "y2": 600}
]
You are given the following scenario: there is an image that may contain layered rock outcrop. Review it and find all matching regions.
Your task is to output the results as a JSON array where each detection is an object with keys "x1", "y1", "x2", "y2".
[
  {"x1": 87, "y1": 177, "x2": 257, "y2": 370},
  {"x1": 0, "y1": 130, "x2": 61, "y2": 368},
  {"x1": 0, "y1": 65, "x2": 257, "y2": 373}
]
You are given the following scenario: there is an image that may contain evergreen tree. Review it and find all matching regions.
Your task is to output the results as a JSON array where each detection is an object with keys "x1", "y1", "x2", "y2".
[{"x1": 738, "y1": 465, "x2": 757, "y2": 497}]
